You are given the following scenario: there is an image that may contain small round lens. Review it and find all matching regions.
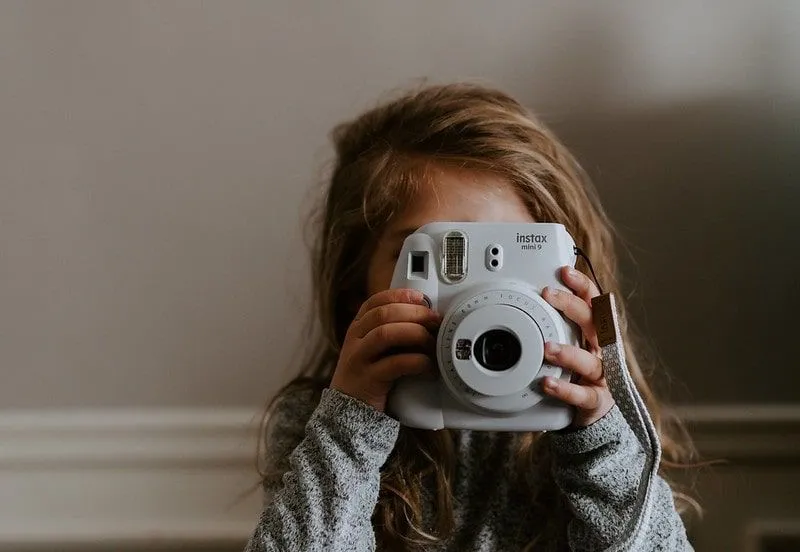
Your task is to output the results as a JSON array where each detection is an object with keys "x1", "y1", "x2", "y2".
[{"x1": 474, "y1": 329, "x2": 521, "y2": 372}]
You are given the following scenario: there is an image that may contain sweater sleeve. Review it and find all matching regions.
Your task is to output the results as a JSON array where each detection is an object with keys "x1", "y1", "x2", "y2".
[
  {"x1": 547, "y1": 405, "x2": 694, "y2": 551},
  {"x1": 244, "y1": 386, "x2": 401, "y2": 552}
]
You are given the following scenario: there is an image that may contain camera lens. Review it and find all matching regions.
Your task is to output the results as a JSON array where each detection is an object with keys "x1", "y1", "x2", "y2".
[{"x1": 474, "y1": 329, "x2": 521, "y2": 372}]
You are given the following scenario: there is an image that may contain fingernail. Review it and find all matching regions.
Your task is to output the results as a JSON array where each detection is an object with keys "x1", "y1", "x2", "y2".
[
  {"x1": 542, "y1": 377, "x2": 558, "y2": 391},
  {"x1": 545, "y1": 342, "x2": 561, "y2": 355},
  {"x1": 568, "y1": 268, "x2": 582, "y2": 279},
  {"x1": 544, "y1": 286, "x2": 559, "y2": 297}
]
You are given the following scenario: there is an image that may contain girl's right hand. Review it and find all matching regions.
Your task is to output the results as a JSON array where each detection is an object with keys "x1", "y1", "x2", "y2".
[{"x1": 330, "y1": 289, "x2": 441, "y2": 412}]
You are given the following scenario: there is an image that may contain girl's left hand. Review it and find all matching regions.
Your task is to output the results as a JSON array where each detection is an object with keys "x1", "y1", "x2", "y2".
[{"x1": 541, "y1": 266, "x2": 615, "y2": 427}]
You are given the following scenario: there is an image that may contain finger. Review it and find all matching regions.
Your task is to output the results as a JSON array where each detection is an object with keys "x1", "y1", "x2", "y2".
[
  {"x1": 542, "y1": 287, "x2": 596, "y2": 344},
  {"x1": 544, "y1": 342, "x2": 603, "y2": 382},
  {"x1": 372, "y1": 353, "x2": 435, "y2": 382},
  {"x1": 560, "y1": 266, "x2": 601, "y2": 303},
  {"x1": 359, "y1": 322, "x2": 436, "y2": 361},
  {"x1": 354, "y1": 289, "x2": 427, "y2": 321},
  {"x1": 353, "y1": 303, "x2": 441, "y2": 339},
  {"x1": 541, "y1": 377, "x2": 602, "y2": 410}
]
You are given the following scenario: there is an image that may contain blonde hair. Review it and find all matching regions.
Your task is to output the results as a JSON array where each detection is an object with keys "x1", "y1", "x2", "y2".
[{"x1": 260, "y1": 82, "x2": 699, "y2": 550}]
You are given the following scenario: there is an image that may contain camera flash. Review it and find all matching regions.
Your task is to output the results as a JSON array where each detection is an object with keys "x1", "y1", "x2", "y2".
[{"x1": 442, "y1": 231, "x2": 467, "y2": 283}]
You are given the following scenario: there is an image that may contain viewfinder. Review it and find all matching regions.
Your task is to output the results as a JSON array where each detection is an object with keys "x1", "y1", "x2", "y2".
[{"x1": 408, "y1": 251, "x2": 428, "y2": 279}]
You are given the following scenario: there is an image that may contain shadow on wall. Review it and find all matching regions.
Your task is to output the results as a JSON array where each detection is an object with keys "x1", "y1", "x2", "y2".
[{"x1": 545, "y1": 98, "x2": 800, "y2": 404}]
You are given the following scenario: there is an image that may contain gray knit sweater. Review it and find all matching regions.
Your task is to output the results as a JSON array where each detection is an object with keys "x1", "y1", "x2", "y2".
[{"x1": 244, "y1": 387, "x2": 692, "y2": 551}]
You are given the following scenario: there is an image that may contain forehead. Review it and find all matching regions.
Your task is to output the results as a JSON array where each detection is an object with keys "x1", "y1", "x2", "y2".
[{"x1": 383, "y1": 166, "x2": 534, "y2": 241}]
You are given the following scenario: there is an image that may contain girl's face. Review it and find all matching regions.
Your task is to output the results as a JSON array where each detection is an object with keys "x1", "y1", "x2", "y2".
[{"x1": 366, "y1": 165, "x2": 534, "y2": 297}]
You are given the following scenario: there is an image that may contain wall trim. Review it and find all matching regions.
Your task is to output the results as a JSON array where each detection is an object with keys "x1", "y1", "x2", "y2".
[
  {"x1": 676, "y1": 404, "x2": 800, "y2": 465},
  {"x1": 0, "y1": 407, "x2": 263, "y2": 550},
  {"x1": 743, "y1": 520, "x2": 800, "y2": 552},
  {"x1": 0, "y1": 403, "x2": 797, "y2": 549},
  {"x1": 0, "y1": 408, "x2": 261, "y2": 468}
]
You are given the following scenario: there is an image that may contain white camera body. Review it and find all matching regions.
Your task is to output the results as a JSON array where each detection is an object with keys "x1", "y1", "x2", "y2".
[{"x1": 387, "y1": 222, "x2": 581, "y2": 432}]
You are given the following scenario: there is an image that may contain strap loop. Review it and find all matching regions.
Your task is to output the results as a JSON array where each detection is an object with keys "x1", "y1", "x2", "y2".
[{"x1": 592, "y1": 293, "x2": 662, "y2": 551}]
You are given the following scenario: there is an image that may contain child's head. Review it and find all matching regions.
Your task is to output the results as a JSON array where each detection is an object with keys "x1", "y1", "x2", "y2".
[
  {"x1": 315, "y1": 83, "x2": 618, "y2": 352},
  {"x1": 288, "y1": 82, "x2": 694, "y2": 549}
]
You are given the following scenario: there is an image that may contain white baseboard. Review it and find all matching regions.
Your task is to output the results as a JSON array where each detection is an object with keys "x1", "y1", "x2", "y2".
[
  {"x1": 0, "y1": 404, "x2": 797, "y2": 550},
  {"x1": 743, "y1": 519, "x2": 800, "y2": 552},
  {"x1": 676, "y1": 403, "x2": 800, "y2": 464},
  {"x1": 0, "y1": 408, "x2": 264, "y2": 550}
]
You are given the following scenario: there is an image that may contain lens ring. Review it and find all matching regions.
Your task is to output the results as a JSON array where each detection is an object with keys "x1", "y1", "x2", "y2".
[
  {"x1": 474, "y1": 329, "x2": 522, "y2": 372},
  {"x1": 437, "y1": 289, "x2": 559, "y2": 407}
]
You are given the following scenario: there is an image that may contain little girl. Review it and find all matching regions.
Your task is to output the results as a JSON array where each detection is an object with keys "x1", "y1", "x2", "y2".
[{"x1": 245, "y1": 83, "x2": 697, "y2": 551}]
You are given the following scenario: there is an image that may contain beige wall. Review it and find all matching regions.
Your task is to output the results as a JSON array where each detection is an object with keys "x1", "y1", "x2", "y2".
[
  {"x1": 1, "y1": 3, "x2": 799, "y2": 551},
  {"x1": 1, "y1": 1, "x2": 799, "y2": 409}
]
